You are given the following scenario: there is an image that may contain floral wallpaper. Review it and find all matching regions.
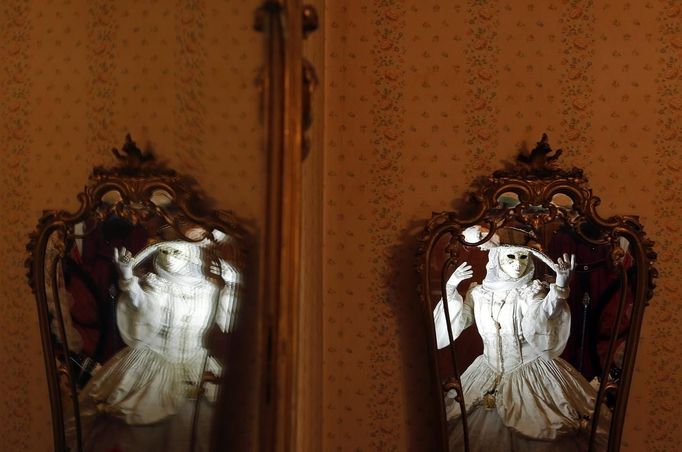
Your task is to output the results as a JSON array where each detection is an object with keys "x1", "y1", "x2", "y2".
[
  {"x1": 2, "y1": 0, "x2": 682, "y2": 451},
  {"x1": 323, "y1": 0, "x2": 681, "y2": 451},
  {"x1": 0, "y1": 1, "x2": 263, "y2": 450}
]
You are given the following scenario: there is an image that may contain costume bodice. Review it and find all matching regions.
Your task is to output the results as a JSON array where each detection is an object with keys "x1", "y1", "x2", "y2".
[
  {"x1": 146, "y1": 274, "x2": 217, "y2": 360},
  {"x1": 471, "y1": 285, "x2": 543, "y2": 373},
  {"x1": 117, "y1": 273, "x2": 221, "y2": 365}
]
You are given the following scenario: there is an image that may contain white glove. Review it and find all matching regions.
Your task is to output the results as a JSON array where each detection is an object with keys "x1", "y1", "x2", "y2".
[
  {"x1": 552, "y1": 253, "x2": 575, "y2": 288},
  {"x1": 221, "y1": 262, "x2": 239, "y2": 285},
  {"x1": 113, "y1": 247, "x2": 134, "y2": 280},
  {"x1": 446, "y1": 262, "x2": 473, "y2": 290}
]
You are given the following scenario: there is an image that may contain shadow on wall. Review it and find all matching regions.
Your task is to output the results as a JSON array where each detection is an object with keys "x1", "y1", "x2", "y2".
[{"x1": 380, "y1": 219, "x2": 445, "y2": 450}]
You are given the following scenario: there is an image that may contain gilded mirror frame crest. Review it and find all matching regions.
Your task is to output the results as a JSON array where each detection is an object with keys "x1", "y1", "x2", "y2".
[
  {"x1": 417, "y1": 134, "x2": 657, "y2": 452},
  {"x1": 25, "y1": 134, "x2": 249, "y2": 451}
]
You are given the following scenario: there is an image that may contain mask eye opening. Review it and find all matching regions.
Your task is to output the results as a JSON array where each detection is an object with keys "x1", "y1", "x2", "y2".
[{"x1": 506, "y1": 254, "x2": 515, "y2": 259}]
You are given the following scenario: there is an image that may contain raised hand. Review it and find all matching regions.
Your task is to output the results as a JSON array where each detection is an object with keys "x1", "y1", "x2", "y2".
[
  {"x1": 553, "y1": 253, "x2": 575, "y2": 287},
  {"x1": 220, "y1": 262, "x2": 239, "y2": 285},
  {"x1": 446, "y1": 262, "x2": 474, "y2": 289},
  {"x1": 113, "y1": 247, "x2": 134, "y2": 280}
]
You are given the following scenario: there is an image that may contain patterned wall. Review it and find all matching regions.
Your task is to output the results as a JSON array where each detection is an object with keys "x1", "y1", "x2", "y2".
[
  {"x1": 0, "y1": 1, "x2": 263, "y2": 450},
  {"x1": 323, "y1": 0, "x2": 681, "y2": 451},
  {"x1": 2, "y1": 1, "x2": 682, "y2": 451}
]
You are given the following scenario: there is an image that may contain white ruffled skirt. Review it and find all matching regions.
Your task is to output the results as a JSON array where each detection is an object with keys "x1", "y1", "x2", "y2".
[
  {"x1": 68, "y1": 345, "x2": 214, "y2": 452},
  {"x1": 73, "y1": 398, "x2": 213, "y2": 452},
  {"x1": 446, "y1": 355, "x2": 610, "y2": 451}
]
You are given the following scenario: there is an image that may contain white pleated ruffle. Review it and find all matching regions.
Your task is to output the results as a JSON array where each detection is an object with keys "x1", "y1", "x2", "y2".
[
  {"x1": 446, "y1": 355, "x2": 610, "y2": 445},
  {"x1": 84, "y1": 345, "x2": 206, "y2": 425}
]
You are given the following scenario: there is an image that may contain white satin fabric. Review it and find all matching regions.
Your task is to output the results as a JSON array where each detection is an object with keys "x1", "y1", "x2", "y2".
[
  {"x1": 75, "y1": 398, "x2": 214, "y2": 452},
  {"x1": 433, "y1": 249, "x2": 609, "y2": 451},
  {"x1": 88, "y1": 272, "x2": 225, "y2": 424},
  {"x1": 71, "y1": 243, "x2": 238, "y2": 451}
]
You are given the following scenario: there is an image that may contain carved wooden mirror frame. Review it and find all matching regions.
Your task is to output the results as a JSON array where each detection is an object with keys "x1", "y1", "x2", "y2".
[
  {"x1": 25, "y1": 136, "x2": 250, "y2": 451},
  {"x1": 417, "y1": 135, "x2": 657, "y2": 452}
]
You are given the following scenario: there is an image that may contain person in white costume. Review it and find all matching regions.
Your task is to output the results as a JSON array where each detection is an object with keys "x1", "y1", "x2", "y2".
[
  {"x1": 70, "y1": 237, "x2": 240, "y2": 452},
  {"x1": 433, "y1": 226, "x2": 609, "y2": 451}
]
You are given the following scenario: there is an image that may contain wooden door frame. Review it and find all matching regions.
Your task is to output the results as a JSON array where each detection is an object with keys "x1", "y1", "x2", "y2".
[{"x1": 260, "y1": 1, "x2": 322, "y2": 450}]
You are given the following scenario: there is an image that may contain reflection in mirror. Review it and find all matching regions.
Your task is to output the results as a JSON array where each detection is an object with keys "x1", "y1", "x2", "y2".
[
  {"x1": 101, "y1": 190, "x2": 123, "y2": 205},
  {"x1": 61, "y1": 226, "x2": 241, "y2": 451},
  {"x1": 418, "y1": 135, "x2": 657, "y2": 452},
  {"x1": 544, "y1": 228, "x2": 636, "y2": 385},
  {"x1": 432, "y1": 225, "x2": 609, "y2": 451},
  {"x1": 102, "y1": 190, "x2": 123, "y2": 205},
  {"x1": 496, "y1": 192, "x2": 519, "y2": 208},
  {"x1": 550, "y1": 192, "x2": 573, "y2": 210},
  {"x1": 27, "y1": 136, "x2": 248, "y2": 452},
  {"x1": 150, "y1": 189, "x2": 173, "y2": 207}
]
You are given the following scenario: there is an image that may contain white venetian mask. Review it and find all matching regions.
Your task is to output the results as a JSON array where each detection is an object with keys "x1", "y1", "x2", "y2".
[
  {"x1": 157, "y1": 245, "x2": 190, "y2": 273},
  {"x1": 498, "y1": 249, "x2": 530, "y2": 279}
]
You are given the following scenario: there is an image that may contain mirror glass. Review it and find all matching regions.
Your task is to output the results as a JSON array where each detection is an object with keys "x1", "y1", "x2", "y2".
[
  {"x1": 496, "y1": 192, "x2": 520, "y2": 208},
  {"x1": 427, "y1": 213, "x2": 636, "y2": 451},
  {"x1": 101, "y1": 190, "x2": 123, "y2": 205},
  {"x1": 40, "y1": 195, "x2": 244, "y2": 452}
]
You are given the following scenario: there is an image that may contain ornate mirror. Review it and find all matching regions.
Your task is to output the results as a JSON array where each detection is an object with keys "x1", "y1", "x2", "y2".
[
  {"x1": 418, "y1": 135, "x2": 657, "y2": 452},
  {"x1": 26, "y1": 136, "x2": 252, "y2": 452}
]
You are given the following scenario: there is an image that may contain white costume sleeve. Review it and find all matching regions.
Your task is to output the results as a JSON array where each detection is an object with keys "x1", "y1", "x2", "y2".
[
  {"x1": 214, "y1": 262, "x2": 241, "y2": 332},
  {"x1": 216, "y1": 283, "x2": 238, "y2": 333},
  {"x1": 433, "y1": 284, "x2": 475, "y2": 349},
  {"x1": 520, "y1": 282, "x2": 571, "y2": 358},
  {"x1": 116, "y1": 275, "x2": 157, "y2": 346},
  {"x1": 118, "y1": 275, "x2": 147, "y2": 309}
]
